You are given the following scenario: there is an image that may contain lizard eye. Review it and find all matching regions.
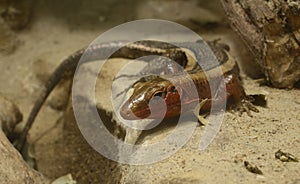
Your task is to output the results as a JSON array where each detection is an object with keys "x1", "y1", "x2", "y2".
[
  {"x1": 153, "y1": 92, "x2": 166, "y2": 99},
  {"x1": 150, "y1": 92, "x2": 166, "y2": 104},
  {"x1": 170, "y1": 86, "x2": 177, "y2": 93}
]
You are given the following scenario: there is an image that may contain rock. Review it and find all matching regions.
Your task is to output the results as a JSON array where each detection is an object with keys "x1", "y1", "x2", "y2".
[
  {"x1": 0, "y1": 94, "x2": 49, "y2": 183},
  {"x1": 221, "y1": 0, "x2": 300, "y2": 88},
  {"x1": 0, "y1": 95, "x2": 22, "y2": 140}
]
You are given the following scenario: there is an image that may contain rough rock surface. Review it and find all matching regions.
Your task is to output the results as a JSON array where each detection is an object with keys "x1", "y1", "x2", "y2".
[
  {"x1": 0, "y1": 96, "x2": 49, "y2": 184},
  {"x1": 221, "y1": 0, "x2": 300, "y2": 88}
]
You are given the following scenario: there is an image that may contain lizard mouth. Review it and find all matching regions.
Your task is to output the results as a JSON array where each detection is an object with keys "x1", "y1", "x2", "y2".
[
  {"x1": 120, "y1": 97, "x2": 175, "y2": 120},
  {"x1": 119, "y1": 101, "x2": 151, "y2": 120}
]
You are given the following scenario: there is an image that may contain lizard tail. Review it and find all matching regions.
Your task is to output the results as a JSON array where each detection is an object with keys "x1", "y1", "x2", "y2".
[{"x1": 15, "y1": 49, "x2": 84, "y2": 151}]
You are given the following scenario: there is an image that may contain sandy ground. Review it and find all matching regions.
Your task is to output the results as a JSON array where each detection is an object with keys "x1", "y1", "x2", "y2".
[{"x1": 0, "y1": 0, "x2": 299, "y2": 183}]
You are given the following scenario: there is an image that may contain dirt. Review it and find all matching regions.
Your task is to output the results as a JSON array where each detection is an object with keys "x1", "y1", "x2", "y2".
[{"x1": 0, "y1": 0, "x2": 299, "y2": 183}]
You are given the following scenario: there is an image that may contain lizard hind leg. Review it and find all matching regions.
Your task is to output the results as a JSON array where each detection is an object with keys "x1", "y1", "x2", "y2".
[{"x1": 113, "y1": 56, "x2": 185, "y2": 81}]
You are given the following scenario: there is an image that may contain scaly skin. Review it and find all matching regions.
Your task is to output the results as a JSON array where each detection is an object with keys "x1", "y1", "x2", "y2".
[
  {"x1": 119, "y1": 47, "x2": 250, "y2": 120},
  {"x1": 16, "y1": 40, "x2": 256, "y2": 151},
  {"x1": 15, "y1": 40, "x2": 187, "y2": 151}
]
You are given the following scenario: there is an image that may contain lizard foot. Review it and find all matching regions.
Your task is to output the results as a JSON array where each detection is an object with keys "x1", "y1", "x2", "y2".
[{"x1": 237, "y1": 96, "x2": 259, "y2": 117}]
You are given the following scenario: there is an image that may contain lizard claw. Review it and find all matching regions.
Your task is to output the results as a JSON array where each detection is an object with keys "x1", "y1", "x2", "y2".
[{"x1": 237, "y1": 97, "x2": 259, "y2": 117}]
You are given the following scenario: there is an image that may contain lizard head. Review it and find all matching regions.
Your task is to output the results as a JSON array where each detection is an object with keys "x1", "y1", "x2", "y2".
[{"x1": 120, "y1": 76, "x2": 182, "y2": 120}]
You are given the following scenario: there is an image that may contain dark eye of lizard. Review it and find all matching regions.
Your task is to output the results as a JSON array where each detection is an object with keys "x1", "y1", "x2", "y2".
[
  {"x1": 153, "y1": 91, "x2": 166, "y2": 99},
  {"x1": 170, "y1": 86, "x2": 177, "y2": 93}
]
